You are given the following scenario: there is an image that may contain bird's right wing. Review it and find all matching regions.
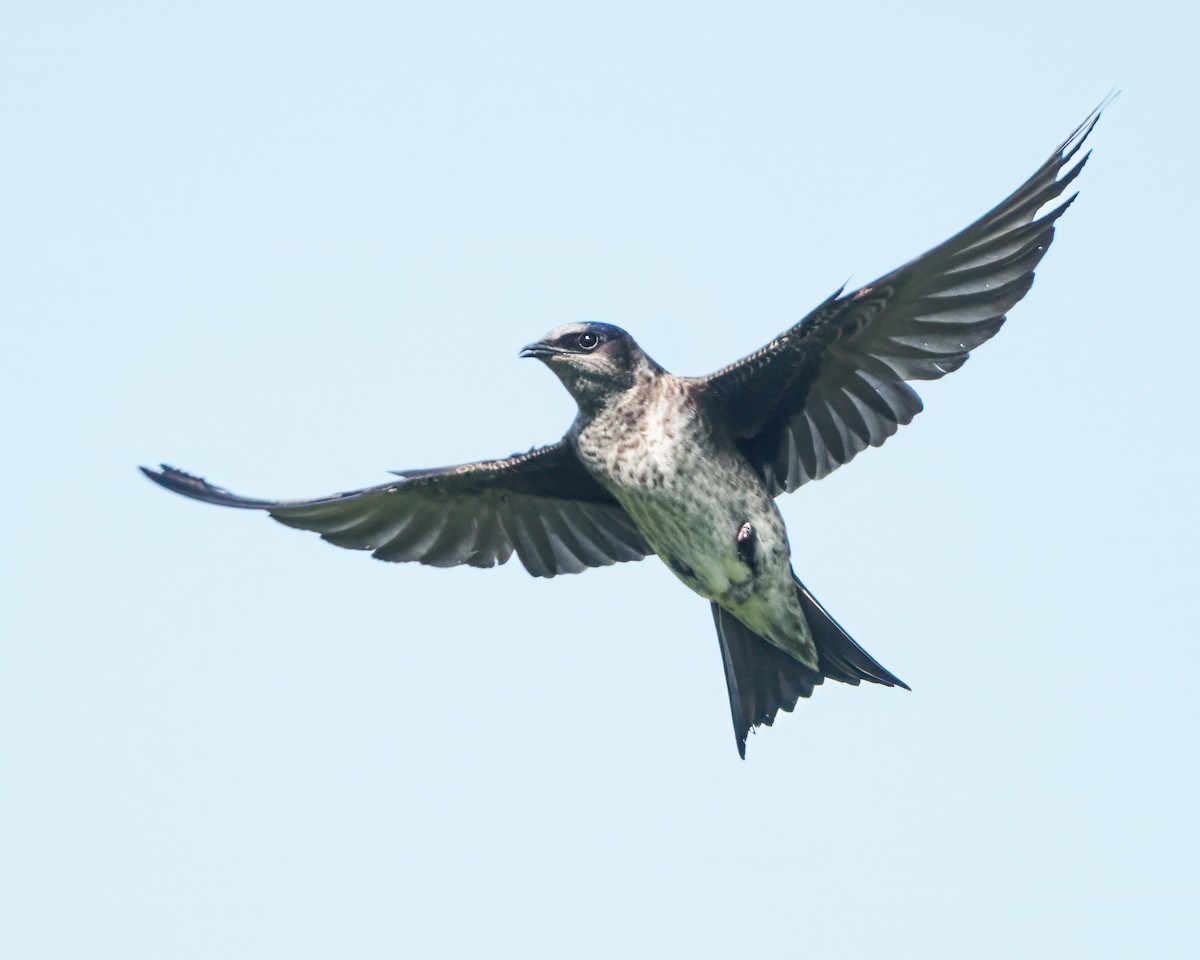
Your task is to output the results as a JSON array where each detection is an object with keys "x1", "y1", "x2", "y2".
[{"x1": 141, "y1": 441, "x2": 653, "y2": 578}]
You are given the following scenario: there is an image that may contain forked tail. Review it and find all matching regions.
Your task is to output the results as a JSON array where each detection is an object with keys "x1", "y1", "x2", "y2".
[{"x1": 712, "y1": 575, "x2": 908, "y2": 758}]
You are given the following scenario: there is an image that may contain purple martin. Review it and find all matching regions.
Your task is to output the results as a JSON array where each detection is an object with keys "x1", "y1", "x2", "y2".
[{"x1": 143, "y1": 105, "x2": 1103, "y2": 757}]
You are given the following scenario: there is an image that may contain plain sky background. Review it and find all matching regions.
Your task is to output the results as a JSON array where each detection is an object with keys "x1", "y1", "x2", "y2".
[{"x1": 2, "y1": 2, "x2": 1197, "y2": 957}]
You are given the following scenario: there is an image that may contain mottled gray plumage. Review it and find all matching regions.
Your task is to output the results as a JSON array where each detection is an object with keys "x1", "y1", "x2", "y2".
[{"x1": 143, "y1": 104, "x2": 1104, "y2": 757}]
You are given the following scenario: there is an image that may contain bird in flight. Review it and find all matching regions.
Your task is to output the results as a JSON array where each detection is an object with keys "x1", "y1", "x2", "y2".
[{"x1": 144, "y1": 104, "x2": 1104, "y2": 757}]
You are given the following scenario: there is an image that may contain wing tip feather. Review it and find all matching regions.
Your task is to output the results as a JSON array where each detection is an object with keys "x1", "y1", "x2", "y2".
[{"x1": 140, "y1": 463, "x2": 270, "y2": 509}]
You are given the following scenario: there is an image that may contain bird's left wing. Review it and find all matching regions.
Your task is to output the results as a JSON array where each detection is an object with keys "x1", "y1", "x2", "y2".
[
  {"x1": 141, "y1": 441, "x2": 653, "y2": 578},
  {"x1": 700, "y1": 102, "x2": 1105, "y2": 495}
]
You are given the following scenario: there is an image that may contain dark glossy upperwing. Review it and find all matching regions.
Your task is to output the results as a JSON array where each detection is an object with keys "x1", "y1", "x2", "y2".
[
  {"x1": 701, "y1": 102, "x2": 1106, "y2": 495},
  {"x1": 141, "y1": 441, "x2": 653, "y2": 578}
]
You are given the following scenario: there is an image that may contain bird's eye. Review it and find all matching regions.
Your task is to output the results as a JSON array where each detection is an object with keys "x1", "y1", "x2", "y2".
[{"x1": 576, "y1": 332, "x2": 600, "y2": 351}]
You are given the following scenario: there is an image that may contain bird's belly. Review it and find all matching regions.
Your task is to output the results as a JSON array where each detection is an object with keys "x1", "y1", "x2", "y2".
[
  {"x1": 591, "y1": 435, "x2": 790, "y2": 605},
  {"x1": 573, "y1": 389, "x2": 793, "y2": 604},
  {"x1": 624, "y1": 486, "x2": 786, "y2": 597},
  {"x1": 574, "y1": 412, "x2": 813, "y2": 659}
]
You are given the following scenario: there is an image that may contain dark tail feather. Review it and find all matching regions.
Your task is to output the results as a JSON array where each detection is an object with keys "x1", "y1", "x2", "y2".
[
  {"x1": 712, "y1": 603, "x2": 822, "y2": 759},
  {"x1": 712, "y1": 576, "x2": 908, "y2": 758},
  {"x1": 794, "y1": 577, "x2": 910, "y2": 691}
]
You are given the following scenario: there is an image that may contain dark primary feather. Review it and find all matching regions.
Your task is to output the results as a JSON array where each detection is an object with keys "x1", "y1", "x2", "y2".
[
  {"x1": 141, "y1": 441, "x2": 653, "y2": 578},
  {"x1": 702, "y1": 102, "x2": 1106, "y2": 495}
]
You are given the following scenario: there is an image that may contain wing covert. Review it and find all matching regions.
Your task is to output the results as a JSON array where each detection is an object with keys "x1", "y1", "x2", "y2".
[{"x1": 141, "y1": 442, "x2": 653, "y2": 578}]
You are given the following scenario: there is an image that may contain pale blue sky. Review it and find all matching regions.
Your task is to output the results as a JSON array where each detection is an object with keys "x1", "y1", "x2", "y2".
[{"x1": 3, "y1": 2, "x2": 1197, "y2": 958}]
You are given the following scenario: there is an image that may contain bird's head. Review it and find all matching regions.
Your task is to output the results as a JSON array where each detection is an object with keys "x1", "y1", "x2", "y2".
[{"x1": 520, "y1": 322, "x2": 661, "y2": 410}]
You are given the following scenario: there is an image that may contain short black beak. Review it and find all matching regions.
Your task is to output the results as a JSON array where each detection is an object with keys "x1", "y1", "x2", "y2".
[{"x1": 519, "y1": 342, "x2": 557, "y2": 359}]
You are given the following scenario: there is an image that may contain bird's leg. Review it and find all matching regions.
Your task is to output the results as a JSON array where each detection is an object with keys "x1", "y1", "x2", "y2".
[{"x1": 736, "y1": 520, "x2": 757, "y2": 573}]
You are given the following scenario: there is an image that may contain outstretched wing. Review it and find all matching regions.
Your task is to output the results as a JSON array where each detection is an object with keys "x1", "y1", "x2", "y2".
[
  {"x1": 702, "y1": 102, "x2": 1106, "y2": 495},
  {"x1": 141, "y1": 441, "x2": 653, "y2": 578}
]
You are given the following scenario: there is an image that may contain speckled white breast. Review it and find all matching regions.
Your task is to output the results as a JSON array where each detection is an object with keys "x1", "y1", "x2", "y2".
[{"x1": 571, "y1": 376, "x2": 788, "y2": 604}]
